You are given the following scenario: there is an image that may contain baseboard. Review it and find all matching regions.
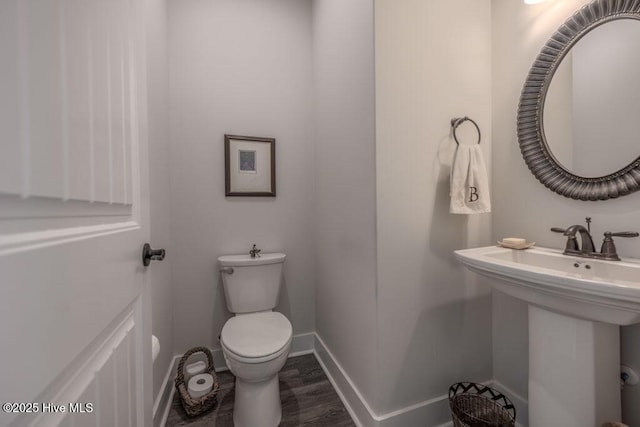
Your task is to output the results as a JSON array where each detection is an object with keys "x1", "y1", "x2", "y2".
[
  {"x1": 313, "y1": 333, "x2": 454, "y2": 427},
  {"x1": 289, "y1": 331, "x2": 316, "y2": 357},
  {"x1": 372, "y1": 392, "x2": 455, "y2": 427},
  {"x1": 312, "y1": 334, "x2": 370, "y2": 426},
  {"x1": 153, "y1": 354, "x2": 179, "y2": 427}
]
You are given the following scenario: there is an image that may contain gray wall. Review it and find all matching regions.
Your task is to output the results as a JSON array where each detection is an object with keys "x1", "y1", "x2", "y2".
[
  {"x1": 167, "y1": 0, "x2": 316, "y2": 353},
  {"x1": 164, "y1": 0, "x2": 495, "y2": 421},
  {"x1": 491, "y1": 1, "x2": 640, "y2": 425},
  {"x1": 312, "y1": 0, "x2": 380, "y2": 410},
  {"x1": 145, "y1": 0, "x2": 174, "y2": 404},
  {"x1": 375, "y1": 0, "x2": 493, "y2": 415}
]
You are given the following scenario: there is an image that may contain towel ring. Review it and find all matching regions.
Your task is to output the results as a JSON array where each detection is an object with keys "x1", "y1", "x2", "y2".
[{"x1": 451, "y1": 116, "x2": 481, "y2": 146}]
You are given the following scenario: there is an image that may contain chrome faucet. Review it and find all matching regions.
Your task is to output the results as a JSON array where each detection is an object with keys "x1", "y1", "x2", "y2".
[
  {"x1": 562, "y1": 224, "x2": 595, "y2": 254},
  {"x1": 551, "y1": 217, "x2": 638, "y2": 261},
  {"x1": 249, "y1": 244, "x2": 261, "y2": 258}
]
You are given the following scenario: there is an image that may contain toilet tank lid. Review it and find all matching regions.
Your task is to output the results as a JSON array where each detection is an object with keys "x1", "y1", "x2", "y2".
[{"x1": 218, "y1": 253, "x2": 286, "y2": 267}]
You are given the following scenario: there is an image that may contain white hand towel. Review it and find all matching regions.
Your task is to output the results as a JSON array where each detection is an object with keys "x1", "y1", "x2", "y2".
[{"x1": 450, "y1": 144, "x2": 491, "y2": 214}]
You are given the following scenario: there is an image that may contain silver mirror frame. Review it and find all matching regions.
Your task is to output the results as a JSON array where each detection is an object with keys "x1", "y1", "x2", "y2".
[{"x1": 517, "y1": 0, "x2": 640, "y2": 201}]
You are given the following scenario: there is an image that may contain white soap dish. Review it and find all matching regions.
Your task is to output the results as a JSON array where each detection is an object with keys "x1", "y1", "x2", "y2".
[{"x1": 497, "y1": 240, "x2": 535, "y2": 250}]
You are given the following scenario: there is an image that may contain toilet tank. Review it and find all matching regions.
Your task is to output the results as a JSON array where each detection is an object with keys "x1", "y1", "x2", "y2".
[{"x1": 218, "y1": 253, "x2": 286, "y2": 314}]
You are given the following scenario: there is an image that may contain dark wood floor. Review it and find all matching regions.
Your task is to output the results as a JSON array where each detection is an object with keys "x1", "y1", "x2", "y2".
[{"x1": 165, "y1": 353, "x2": 356, "y2": 426}]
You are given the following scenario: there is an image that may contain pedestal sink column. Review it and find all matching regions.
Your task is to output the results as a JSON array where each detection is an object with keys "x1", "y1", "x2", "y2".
[{"x1": 528, "y1": 305, "x2": 621, "y2": 427}]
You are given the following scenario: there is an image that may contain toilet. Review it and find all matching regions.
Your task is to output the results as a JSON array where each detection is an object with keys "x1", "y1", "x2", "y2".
[{"x1": 218, "y1": 252, "x2": 292, "y2": 427}]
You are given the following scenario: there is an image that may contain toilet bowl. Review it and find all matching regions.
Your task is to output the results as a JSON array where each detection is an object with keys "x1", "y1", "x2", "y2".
[
  {"x1": 218, "y1": 252, "x2": 290, "y2": 427},
  {"x1": 220, "y1": 311, "x2": 293, "y2": 427},
  {"x1": 221, "y1": 311, "x2": 292, "y2": 427}
]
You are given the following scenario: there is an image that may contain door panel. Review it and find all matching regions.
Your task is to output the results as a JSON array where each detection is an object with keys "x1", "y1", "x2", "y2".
[
  {"x1": 0, "y1": 1, "x2": 22, "y2": 195},
  {"x1": 0, "y1": 0, "x2": 151, "y2": 426},
  {"x1": 0, "y1": 0, "x2": 136, "y2": 205},
  {"x1": 22, "y1": 310, "x2": 138, "y2": 427}
]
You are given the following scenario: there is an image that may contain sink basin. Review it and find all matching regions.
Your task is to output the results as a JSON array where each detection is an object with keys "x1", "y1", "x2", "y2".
[
  {"x1": 455, "y1": 245, "x2": 640, "y2": 325},
  {"x1": 455, "y1": 245, "x2": 640, "y2": 427}
]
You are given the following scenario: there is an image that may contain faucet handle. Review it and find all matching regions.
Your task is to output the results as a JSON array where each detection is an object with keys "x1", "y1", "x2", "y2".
[
  {"x1": 551, "y1": 227, "x2": 578, "y2": 252},
  {"x1": 609, "y1": 231, "x2": 640, "y2": 238},
  {"x1": 600, "y1": 231, "x2": 639, "y2": 261}
]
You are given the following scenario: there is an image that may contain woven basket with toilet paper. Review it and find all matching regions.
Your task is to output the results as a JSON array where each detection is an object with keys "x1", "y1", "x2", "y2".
[{"x1": 175, "y1": 346, "x2": 220, "y2": 417}]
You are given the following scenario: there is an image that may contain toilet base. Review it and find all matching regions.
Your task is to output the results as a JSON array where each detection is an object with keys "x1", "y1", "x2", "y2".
[{"x1": 233, "y1": 373, "x2": 282, "y2": 427}]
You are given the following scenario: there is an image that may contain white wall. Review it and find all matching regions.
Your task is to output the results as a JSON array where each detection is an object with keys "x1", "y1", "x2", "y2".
[
  {"x1": 145, "y1": 0, "x2": 174, "y2": 408},
  {"x1": 167, "y1": 0, "x2": 316, "y2": 354},
  {"x1": 312, "y1": 0, "x2": 380, "y2": 411},
  {"x1": 375, "y1": 0, "x2": 493, "y2": 418},
  {"x1": 492, "y1": 1, "x2": 640, "y2": 425}
]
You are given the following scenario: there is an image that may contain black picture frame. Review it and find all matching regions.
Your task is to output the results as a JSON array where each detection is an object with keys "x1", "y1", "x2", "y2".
[{"x1": 224, "y1": 135, "x2": 276, "y2": 197}]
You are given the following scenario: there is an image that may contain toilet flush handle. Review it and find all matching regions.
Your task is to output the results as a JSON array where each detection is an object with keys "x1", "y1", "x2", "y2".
[{"x1": 220, "y1": 267, "x2": 234, "y2": 275}]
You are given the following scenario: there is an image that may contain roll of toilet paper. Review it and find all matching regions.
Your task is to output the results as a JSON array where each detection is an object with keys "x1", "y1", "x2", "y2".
[
  {"x1": 185, "y1": 360, "x2": 207, "y2": 383},
  {"x1": 188, "y1": 373, "x2": 213, "y2": 399},
  {"x1": 152, "y1": 335, "x2": 160, "y2": 364}
]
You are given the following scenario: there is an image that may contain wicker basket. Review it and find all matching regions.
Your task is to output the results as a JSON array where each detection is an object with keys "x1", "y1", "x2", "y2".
[
  {"x1": 175, "y1": 346, "x2": 220, "y2": 417},
  {"x1": 449, "y1": 382, "x2": 516, "y2": 427}
]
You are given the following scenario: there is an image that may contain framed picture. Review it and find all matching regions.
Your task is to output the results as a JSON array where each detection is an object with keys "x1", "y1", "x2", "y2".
[{"x1": 224, "y1": 135, "x2": 276, "y2": 197}]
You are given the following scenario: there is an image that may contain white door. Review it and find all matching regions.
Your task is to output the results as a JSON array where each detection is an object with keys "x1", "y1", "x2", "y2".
[{"x1": 0, "y1": 1, "x2": 153, "y2": 426}]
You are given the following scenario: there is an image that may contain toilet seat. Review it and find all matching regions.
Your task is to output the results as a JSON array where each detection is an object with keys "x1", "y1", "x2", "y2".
[
  {"x1": 221, "y1": 312, "x2": 292, "y2": 363},
  {"x1": 222, "y1": 339, "x2": 291, "y2": 365}
]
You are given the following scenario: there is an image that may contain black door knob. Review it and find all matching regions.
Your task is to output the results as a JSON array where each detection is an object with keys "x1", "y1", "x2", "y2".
[{"x1": 142, "y1": 243, "x2": 166, "y2": 267}]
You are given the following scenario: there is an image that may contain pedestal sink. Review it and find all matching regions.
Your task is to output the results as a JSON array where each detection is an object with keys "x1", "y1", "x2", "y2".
[{"x1": 455, "y1": 246, "x2": 640, "y2": 427}]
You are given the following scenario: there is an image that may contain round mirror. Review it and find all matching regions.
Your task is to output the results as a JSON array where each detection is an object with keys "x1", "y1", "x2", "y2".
[
  {"x1": 517, "y1": 0, "x2": 640, "y2": 200},
  {"x1": 544, "y1": 19, "x2": 640, "y2": 178}
]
